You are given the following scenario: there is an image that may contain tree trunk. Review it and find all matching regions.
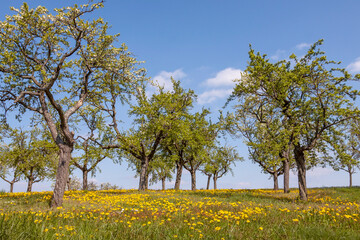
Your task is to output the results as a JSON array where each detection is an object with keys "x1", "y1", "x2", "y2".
[
  {"x1": 273, "y1": 171, "x2": 279, "y2": 191},
  {"x1": 174, "y1": 161, "x2": 183, "y2": 190},
  {"x1": 67, "y1": 177, "x2": 71, "y2": 191},
  {"x1": 206, "y1": 175, "x2": 211, "y2": 190},
  {"x1": 349, "y1": 171, "x2": 353, "y2": 188},
  {"x1": 161, "y1": 177, "x2": 166, "y2": 190},
  {"x1": 294, "y1": 146, "x2": 307, "y2": 201},
  {"x1": 27, "y1": 177, "x2": 33, "y2": 192},
  {"x1": 283, "y1": 159, "x2": 290, "y2": 193},
  {"x1": 213, "y1": 175, "x2": 217, "y2": 190},
  {"x1": 51, "y1": 145, "x2": 72, "y2": 207},
  {"x1": 190, "y1": 170, "x2": 196, "y2": 191},
  {"x1": 83, "y1": 170, "x2": 88, "y2": 190},
  {"x1": 10, "y1": 182, "x2": 14, "y2": 193},
  {"x1": 139, "y1": 157, "x2": 149, "y2": 191}
]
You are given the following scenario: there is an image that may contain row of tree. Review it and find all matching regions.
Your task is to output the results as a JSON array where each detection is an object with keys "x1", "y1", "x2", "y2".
[{"x1": 0, "y1": 2, "x2": 359, "y2": 206}]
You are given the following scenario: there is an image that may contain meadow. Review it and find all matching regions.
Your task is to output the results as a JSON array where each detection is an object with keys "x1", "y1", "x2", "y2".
[{"x1": 0, "y1": 188, "x2": 359, "y2": 240}]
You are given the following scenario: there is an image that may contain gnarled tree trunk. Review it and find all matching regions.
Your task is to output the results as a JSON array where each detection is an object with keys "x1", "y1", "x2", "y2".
[
  {"x1": 174, "y1": 161, "x2": 183, "y2": 190},
  {"x1": 10, "y1": 182, "x2": 14, "y2": 193},
  {"x1": 27, "y1": 177, "x2": 34, "y2": 192},
  {"x1": 82, "y1": 169, "x2": 88, "y2": 190},
  {"x1": 294, "y1": 146, "x2": 307, "y2": 201},
  {"x1": 213, "y1": 175, "x2": 218, "y2": 190},
  {"x1": 273, "y1": 170, "x2": 279, "y2": 191},
  {"x1": 190, "y1": 170, "x2": 196, "y2": 191},
  {"x1": 139, "y1": 157, "x2": 149, "y2": 191},
  {"x1": 283, "y1": 159, "x2": 290, "y2": 193},
  {"x1": 51, "y1": 144, "x2": 72, "y2": 207},
  {"x1": 161, "y1": 177, "x2": 166, "y2": 190},
  {"x1": 206, "y1": 175, "x2": 211, "y2": 190}
]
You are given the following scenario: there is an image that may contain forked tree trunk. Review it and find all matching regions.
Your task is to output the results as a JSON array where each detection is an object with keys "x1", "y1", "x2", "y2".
[
  {"x1": 206, "y1": 175, "x2": 211, "y2": 190},
  {"x1": 294, "y1": 146, "x2": 307, "y2": 201},
  {"x1": 83, "y1": 170, "x2": 88, "y2": 190},
  {"x1": 273, "y1": 171, "x2": 279, "y2": 191},
  {"x1": 174, "y1": 162, "x2": 183, "y2": 190},
  {"x1": 27, "y1": 178, "x2": 33, "y2": 192},
  {"x1": 51, "y1": 145, "x2": 72, "y2": 207},
  {"x1": 190, "y1": 170, "x2": 196, "y2": 191},
  {"x1": 139, "y1": 157, "x2": 149, "y2": 191},
  {"x1": 213, "y1": 175, "x2": 218, "y2": 190},
  {"x1": 283, "y1": 159, "x2": 290, "y2": 193},
  {"x1": 161, "y1": 177, "x2": 166, "y2": 190}
]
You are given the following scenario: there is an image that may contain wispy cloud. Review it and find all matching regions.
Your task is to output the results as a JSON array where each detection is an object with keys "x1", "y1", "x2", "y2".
[
  {"x1": 197, "y1": 68, "x2": 241, "y2": 105},
  {"x1": 347, "y1": 57, "x2": 360, "y2": 73},
  {"x1": 296, "y1": 42, "x2": 311, "y2": 50},
  {"x1": 204, "y1": 68, "x2": 242, "y2": 87},
  {"x1": 270, "y1": 49, "x2": 286, "y2": 61},
  {"x1": 152, "y1": 69, "x2": 186, "y2": 91},
  {"x1": 198, "y1": 89, "x2": 233, "y2": 104}
]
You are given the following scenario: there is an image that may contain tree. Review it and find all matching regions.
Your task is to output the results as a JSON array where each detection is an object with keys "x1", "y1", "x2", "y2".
[
  {"x1": 0, "y1": 143, "x2": 21, "y2": 193},
  {"x1": 148, "y1": 154, "x2": 174, "y2": 190},
  {"x1": 0, "y1": 2, "x2": 144, "y2": 206},
  {"x1": 225, "y1": 100, "x2": 293, "y2": 193},
  {"x1": 202, "y1": 146, "x2": 241, "y2": 190},
  {"x1": 0, "y1": 127, "x2": 58, "y2": 192},
  {"x1": 181, "y1": 110, "x2": 218, "y2": 190},
  {"x1": 73, "y1": 108, "x2": 115, "y2": 190},
  {"x1": 231, "y1": 40, "x2": 359, "y2": 200},
  {"x1": 96, "y1": 80, "x2": 195, "y2": 190},
  {"x1": 328, "y1": 119, "x2": 360, "y2": 187}
]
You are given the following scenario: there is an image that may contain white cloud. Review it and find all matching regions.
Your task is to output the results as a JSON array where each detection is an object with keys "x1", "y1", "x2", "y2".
[
  {"x1": 198, "y1": 89, "x2": 233, "y2": 104},
  {"x1": 296, "y1": 43, "x2": 311, "y2": 50},
  {"x1": 152, "y1": 69, "x2": 186, "y2": 91},
  {"x1": 270, "y1": 49, "x2": 286, "y2": 61},
  {"x1": 204, "y1": 68, "x2": 242, "y2": 87},
  {"x1": 347, "y1": 57, "x2": 360, "y2": 73}
]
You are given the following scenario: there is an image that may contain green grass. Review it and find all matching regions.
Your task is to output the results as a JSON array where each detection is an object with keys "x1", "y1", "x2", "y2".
[{"x1": 0, "y1": 188, "x2": 359, "y2": 239}]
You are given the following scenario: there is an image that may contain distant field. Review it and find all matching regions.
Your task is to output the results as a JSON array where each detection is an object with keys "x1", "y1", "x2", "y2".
[{"x1": 0, "y1": 188, "x2": 359, "y2": 239}]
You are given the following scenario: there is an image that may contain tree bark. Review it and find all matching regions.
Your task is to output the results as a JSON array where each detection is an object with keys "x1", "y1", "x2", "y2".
[
  {"x1": 139, "y1": 157, "x2": 149, "y2": 191},
  {"x1": 174, "y1": 161, "x2": 183, "y2": 190},
  {"x1": 83, "y1": 170, "x2": 88, "y2": 190},
  {"x1": 273, "y1": 171, "x2": 279, "y2": 191},
  {"x1": 67, "y1": 177, "x2": 71, "y2": 191},
  {"x1": 190, "y1": 170, "x2": 196, "y2": 191},
  {"x1": 161, "y1": 177, "x2": 165, "y2": 190},
  {"x1": 294, "y1": 146, "x2": 307, "y2": 201},
  {"x1": 283, "y1": 159, "x2": 290, "y2": 193},
  {"x1": 27, "y1": 178, "x2": 33, "y2": 192},
  {"x1": 349, "y1": 171, "x2": 353, "y2": 188},
  {"x1": 10, "y1": 182, "x2": 14, "y2": 193},
  {"x1": 206, "y1": 175, "x2": 211, "y2": 190},
  {"x1": 213, "y1": 175, "x2": 217, "y2": 190},
  {"x1": 51, "y1": 144, "x2": 72, "y2": 207}
]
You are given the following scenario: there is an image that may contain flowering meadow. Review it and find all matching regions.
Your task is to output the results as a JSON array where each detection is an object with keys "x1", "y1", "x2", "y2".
[{"x1": 0, "y1": 188, "x2": 359, "y2": 239}]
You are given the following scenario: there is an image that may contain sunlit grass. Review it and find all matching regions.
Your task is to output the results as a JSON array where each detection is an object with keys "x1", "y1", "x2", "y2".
[{"x1": 0, "y1": 188, "x2": 359, "y2": 239}]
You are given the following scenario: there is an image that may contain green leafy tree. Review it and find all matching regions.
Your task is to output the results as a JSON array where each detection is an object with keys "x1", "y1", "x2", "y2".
[
  {"x1": 181, "y1": 110, "x2": 218, "y2": 190},
  {"x1": 0, "y1": 127, "x2": 58, "y2": 192},
  {"x1": 97, "y1": 80, "x2": 195, "y2": 190},
  {"x1": 73, "y1": 108, "x2": 116, "y2": 190},
  {"x1": 0, "y1": 2, "x2": 144, "y2": 206},
  {"x1": 328, "y1": 120, "x2": 360, "y2": 187},
  {"x1": 202, "y1": 146, "x2": 241, "y2": 190},
  {"x1": 231, "y1": 40, "x2": 359, "y2": 200}
]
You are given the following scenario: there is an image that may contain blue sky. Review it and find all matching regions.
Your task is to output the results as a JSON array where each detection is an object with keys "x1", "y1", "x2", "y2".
[{"x1": 1, "y1": 0, "x2": 360, "y2": 192}]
